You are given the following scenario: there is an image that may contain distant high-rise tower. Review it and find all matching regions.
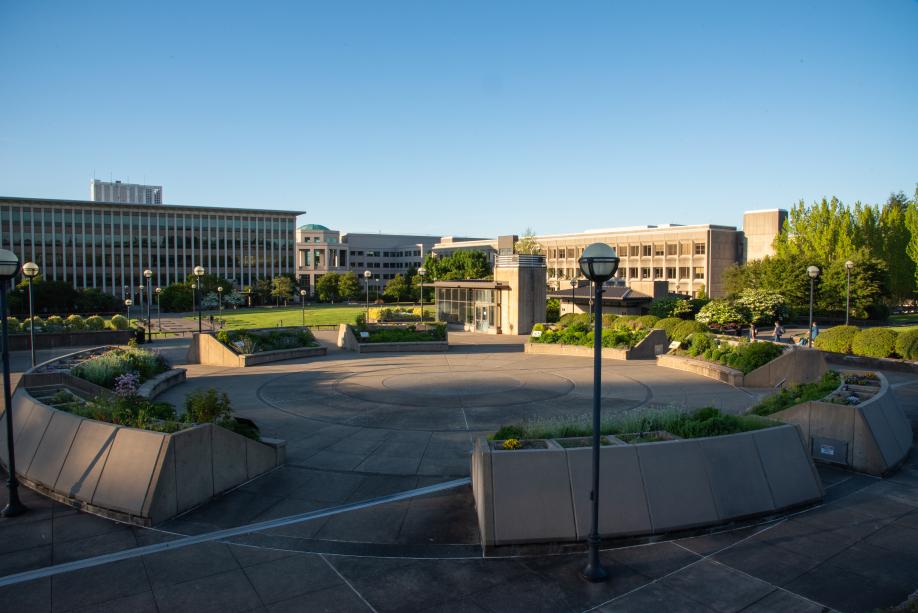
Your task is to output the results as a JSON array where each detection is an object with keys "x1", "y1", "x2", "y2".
[{"x1": 90, "y1": 179, "x2": 163, "y2": 204}]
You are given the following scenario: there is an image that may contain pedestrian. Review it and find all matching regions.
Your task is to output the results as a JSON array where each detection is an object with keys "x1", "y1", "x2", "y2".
[
  {"x1": 749, "y1": 322, "x2": 757, "y2": 341},
  {"x1": 209, "y1": 314, "x2": 215, "y2": 330},
  {"x1": 811, "y1": 321, "x2": 819, "y2": 343},
  {"x1": 773, "y1": 320, "x2": 784, "y2": 343}
]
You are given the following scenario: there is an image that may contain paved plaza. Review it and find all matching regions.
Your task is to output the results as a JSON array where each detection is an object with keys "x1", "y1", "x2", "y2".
[{"x1": 1, "y1": 332, "x2": 918, "y2": 612}]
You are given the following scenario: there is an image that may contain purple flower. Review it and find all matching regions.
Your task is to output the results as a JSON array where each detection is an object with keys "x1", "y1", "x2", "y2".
[{"x1": 114, "y1": 372, "x2": 141, "y2": 397}]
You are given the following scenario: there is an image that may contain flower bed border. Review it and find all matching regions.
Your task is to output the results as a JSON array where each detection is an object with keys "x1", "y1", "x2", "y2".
[
  {"x1": 336, "y1": 324, "x2": 449, "y2": 353},
  {"x1": 189, "y1": 331, "x2": 327, "y2": 367},
  {"x1": 525, "y1": 329, "x2": 668, "y2": 360},
  {"x1": 656, "y1": 346, "x2": 827, "y2": 388}
]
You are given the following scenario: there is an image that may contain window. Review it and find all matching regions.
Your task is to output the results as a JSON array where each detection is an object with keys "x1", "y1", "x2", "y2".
[
  {"x1": 642, "y1": 245, "x2": 652, "y2": 257},
  {"x1": 666, "y1": 244, "x2": 677, "y2": 256},
  {"x1": 653, "y1": 267, "x2": 663, "y2": 279},
  {"x1": 694, "y1": 243, "x2": 706, "y2": 255},
  {"x1": 679, "y1": 242, "x2": 691, "y2": 255},
  {"x1": 666, "y1": 267, "x2": 676, "y2": 279},
  {"x1": 654, "y1": 245, "x2": 664, "y2": 256},
  {"x1": 679, "y1": 267, "x2": 690, "y2": 278},
  {"x1": 558, "y1": 249, "x2": 566, "y2": 259},
  {"x1": 693, "y1": 267, "x2": 705, "y2": 279},
  {"x1": 629, "y1": 245, "x2": 640, "y2": 257},
  {"x1": 641, "y1": 267, "x2": 650, "y2": 279},
  {"x1": 628, "y1": 267, "x2": 638, "y2": 278}
]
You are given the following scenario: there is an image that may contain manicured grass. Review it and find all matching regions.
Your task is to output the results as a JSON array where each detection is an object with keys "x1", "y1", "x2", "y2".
[
  {"x1": 188, "y1": 305, "x2": 367, "y2": 329},
  {"x1": 889, "y1": 313, "x2": 918, "y2": 325}
]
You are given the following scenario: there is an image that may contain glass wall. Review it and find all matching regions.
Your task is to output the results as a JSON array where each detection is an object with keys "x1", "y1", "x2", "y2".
[{"x1": 435, "y1": 287, "x2": 499, "y2": 332}]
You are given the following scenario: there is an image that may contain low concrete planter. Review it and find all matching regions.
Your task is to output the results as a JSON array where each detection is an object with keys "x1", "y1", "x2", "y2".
[
  {"x1": 6, "y1": 329, "x2": 136, "y2": 351},
  {"x1": 770, "y1": 371, "x2": 912, "y2": 476},
  {"x1": 337, "y1": 324, "x2": 449, "y2": 353},
  {"x1": 656, "y1": 347, "x2": 827, "y2": 388},
  {"x1": 137, "y1": 368, "x2": 187, "y2": 400},
  {"x1": 525, "y1": 329, "x2": 668, "y2": 360},
  {"x1": 821, "y1": 350, "x2": 918, "y2": 375},
  {"x1": 471, "y1": 424, "x2": 823, "y2": 548},
  {"x1": 188, "y1": 331, "x2": 327, "y2": 367}
]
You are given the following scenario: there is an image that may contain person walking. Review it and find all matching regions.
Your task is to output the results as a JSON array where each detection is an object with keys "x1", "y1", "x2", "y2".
[
  {"x1": 811, "y1": 321, "x2": 819, "y2": 345},
  {"x1": 773, "y1": 320, "x2": 784, "y2": 343},
  {"x1": 749, "y1": 322, "x2": 757, "y2": 341}
]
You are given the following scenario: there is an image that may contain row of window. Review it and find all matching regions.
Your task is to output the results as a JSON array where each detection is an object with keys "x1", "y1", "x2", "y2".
[
  {"x1": 547, "y1": 266, "x2": 705, "y2": 280},
  {"x1": 549, "y1": 242, "x2": 706, "y2": 259}
]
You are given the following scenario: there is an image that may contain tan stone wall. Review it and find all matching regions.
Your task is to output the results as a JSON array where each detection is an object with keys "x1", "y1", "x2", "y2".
[
  {"x1": 494, "y1": 263, "x2": 546, "y2": 335},
  {"x1": 743, "y1": 210, "x2": 786, "y2": 262}
]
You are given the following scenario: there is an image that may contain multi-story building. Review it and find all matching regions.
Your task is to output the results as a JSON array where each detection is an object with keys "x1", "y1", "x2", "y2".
[
  {"x1": 90, "y1": 180, "x2": 163, "y2": 205},
  {"x1": 296, "y1": 228, "x2": 445, "y2": 296},
  {"x1": 432, "y1": 211, "x2": 786, "y2": 299},
  {"x1": 0, "y1": 196, "x2": 301, "y2": 296}
]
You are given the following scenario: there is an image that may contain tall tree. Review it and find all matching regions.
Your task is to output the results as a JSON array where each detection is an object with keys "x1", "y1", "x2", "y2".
[
  {"x1": 384, "y1": 274, "x2": 410, "y2": 301},
  {"x1": 271, "y1": 276, "x2": 295, "y2": 305},
  {"x1": 315, "y1": 273, "x2": 340, "y2": 302},
  {"x1": 338, "y1": 271, "x2": 360, "y2": 301},
  {"x1": 514, "y1": 228, "x2": 542, "y2": 255}
]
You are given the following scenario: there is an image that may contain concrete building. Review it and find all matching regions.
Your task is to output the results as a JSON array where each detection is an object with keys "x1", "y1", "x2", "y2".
[
  {"x1": 0, "y1": 196, "x2": 301, "y2": 296},
  {"x1": 90, "y1": 180, "x2": 163, "y2": 205},
  {"x1": 743, "y1": 209, "x2": 787, "y2": 261},
  {"x1": 296, "y1": 228, "x2": 445, "y2": 296}
]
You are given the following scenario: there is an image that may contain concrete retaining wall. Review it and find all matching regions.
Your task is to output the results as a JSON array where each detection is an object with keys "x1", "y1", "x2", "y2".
[
  {"x1": 525, "y1": 329, "x2": 668, "y2": 360},
  {"x1": 337, "y1": 324, "x2": 449, "y2": 353},
  {"x1": 771, "y1": 372, "x2": 912, "y2": 476},
  {"x1": 471, "y1": 424, "x2": 822, "y2": 547},
  {"x1": 6, "y1": 329, "x2": 136, "y2": 351},
  {"x1": 137, "y1": 369, "x2": 187, "y2": 400},
  {"x1": 188, "y1": 331, "x2": 326, "y2": 367},
  {"x1": 656, "y1": 347, "x2": 826, "y2": 388}
]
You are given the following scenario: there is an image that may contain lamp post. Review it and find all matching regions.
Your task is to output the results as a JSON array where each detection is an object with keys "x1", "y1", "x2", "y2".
[
  {"x1": 845, "y1": 260, "x2": 854, "y2": 326},
  {"x1": 193, "y1": 266, "x2": 205, "y2": 334},
  {"x1": 363, "y1": 270, "x2": 372, "y2": 321},
  {"x1": 124, "y1": 298, "x2": 132, "y2": 322},
  {"x1": 155, "y1": 287, "x2": 162, "y2": 334},
  {"x1": 300, "y1": 289, "x2": 307, "y2": 327},
  {"x1": 577, "y1": 243, "x2": 620, "y2": 583},
  {"x1": 217, "y1": 286, "x2": 224, "y2": 324},
  {"x1": 807, "y1": 265, "x2": 820, "y2": 347},
  {"x1": 21, "y1": 262, "x2": 39, "y2": 367},
  {"x1": 138, "y1": 284, "x2": 145, "y2": 340},
  {"x1": 1, "y1": 249, "x2": 27, "y2": 517},
  {"x1": 569, "y1": 278, "x2": 577, "y2": 316},
  {"x1": 245, "y1": 288, "x2": 252, "y2": 308},
  {"x1": 144, "y1": 270, "x2": 153, "y2": 342},
  {"x1": 417, "y1": 267, "x2": 427, "y2": 323}
]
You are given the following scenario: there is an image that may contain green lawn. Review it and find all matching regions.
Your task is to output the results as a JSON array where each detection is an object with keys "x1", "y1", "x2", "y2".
[{"x1": 187, "y1": 305, "x2": 367, "y2": 329}]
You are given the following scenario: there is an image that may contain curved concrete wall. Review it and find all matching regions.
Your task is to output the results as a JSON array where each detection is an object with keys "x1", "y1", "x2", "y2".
[
  {"x1": 771, "y1": 372, "x2": 912, "y2": 476},
  {"x1": 525, "y1": 329, "x2": 669, "y2": 360},
  {"x1": 656, "y1": 347, "x2": 827, "y2": 388},
  {"x1": 471, "y1": 424, "x2": 823, "y2": 548}
]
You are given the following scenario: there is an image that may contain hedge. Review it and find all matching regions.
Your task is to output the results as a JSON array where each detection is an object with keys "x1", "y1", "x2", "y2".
[
  {"x1": 813, "y1": 325, "x2": 860, "y2": 354},
  {"x1": 850, "y1": 328, "x2": 898, "y2": 359},
  {"x1": 671, "y1": 320, "x2": 708, "y2": 342},
  {"x1": 895, "y1": 329, "x2": 918, "y2": 361},
  {"x1": 653, "y1": 317, "x2": 683, "y2": 339}
]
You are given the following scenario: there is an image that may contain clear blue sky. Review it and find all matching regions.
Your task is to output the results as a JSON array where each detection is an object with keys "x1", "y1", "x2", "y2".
[{"x1": 2, "y1": 1, "x2": 917, "y2": 237}]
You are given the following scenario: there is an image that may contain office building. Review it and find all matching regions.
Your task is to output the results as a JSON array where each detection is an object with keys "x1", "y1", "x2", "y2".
[
  {"x1": 90, "y1": 180, "x2": 163, "y2": 205},
  {"x1": 0, "y1": 196, "x2": 301, "y2": 296}
]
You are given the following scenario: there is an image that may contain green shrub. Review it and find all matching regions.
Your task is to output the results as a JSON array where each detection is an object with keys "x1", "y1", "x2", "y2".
[
  {"x1": 895, "y1": 329, "x2": 918, "y2": 361},
  {"x1": 557, "y1": 313, "x2": 577, "y2": 327},
  {"x1": 85, "y1": 315, "x2": 106, "y2": 331},
  {"x1": 654, "y1": 317, "x2": 683, "y2": 339},
  {"x1": 813, "y1": 325, "x2": 860, "y2": 354},
  {"x1": 671, "y1": 320, "x2": 708, "y2": 342},
  {"x1": 109, "y1": 314, "x2": 130, "y2": 330},
  {"x1": 723, "y1": 342, "x2": 783, "y2": 374},
  {"x1": 696, "y1": 300, "x2": 747, "y2": 325},
  {"x1": 71, "y1": 347, "x2": 170, "y2": 389},
  {"x1": 6, "y1": 316, "x2": 21, "y2": 333},
  {"x1": 65, "y1": 314, "x2": 85, "y2": 330},
  {"x1": 22, "y1": 316, "x2": 44, "y2": 331},
  {"x1": 686, "y1": 333, "x2": 714, "y2": 356},
  {"x1": 545, "y1": 298, "x2": 560, "y2": 323},
  {"x1": 532, "y1": 323, "x2": 545, "y2": 333},
  {"x1": 752, "y1": 371, "x2": 841, "y2": 416},
  {"x1": 217, "y1": 328, "x2": 317, "y2": 353},
  {"x1": 851, "y1": 328, "x2": 898, "y2": 358},
  {"x1": 358, "y1": 324, "x2": 446, "y2": 343},
  {"x1": 637, "y1": 315, "x2": 659, "y2": 328},
  {"x1": 184, "y1": 388, "x2": 232, "y2": 423},
  {"x1": 601, "y1": 313, "x2": 618, "y2": 328},
  {"x1": 45, "y1": 315, "x2": 64, "y2": 330},
  {"x1": 649, "y1": 296, "x2": 681, "y2": 319}
]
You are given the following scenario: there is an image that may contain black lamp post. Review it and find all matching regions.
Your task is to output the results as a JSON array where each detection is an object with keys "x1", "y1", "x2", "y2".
[
  {"x1": 807, "y1": 265, "x2": 819, "y2": 346},
  {"x1": 155, "y1": 287, "x2": 162, "y2": 335},
  {"x1": 363, "y1": 270, "x2": 371, "y2": 321},
  {"x1": 417, "y1": 267, "x2": 427, "y2": 323},
  {"x1": 845, "y1": 260, "x2": 854, "y2": 326},
  {"x1": 21, "y1": 262, "x2": 39, "y2": 367},
  {"x1": 577, "y1": 242, "x2": 620, "y2": 583},
  {"x1": 137, "y1": 284, "x2": 145, "y2": 340},
  {"x1": 300, "y1": 289, "x2": 307, "y2": 327},
  {"x1": 569, "y1": 277, "x2": 577, "y2": 316},
  {"x1": 144, "y1": 270, "x2": 153, "y2": 342},
  {"x1": 1, "y1": 250, "x2": 27, "y2": 517},
  {"x1": 217, "y1": 286, "x2": 224, "y2": 325},
  {"x1": 124, "y1": 298, "x2": 132, "y2": 321},
  {"x1": 193, "y1": 266, "x2": 205, "y2": 334}
]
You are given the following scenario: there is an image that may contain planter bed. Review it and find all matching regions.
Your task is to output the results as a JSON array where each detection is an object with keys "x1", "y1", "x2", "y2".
[
  {"x1": 189, "y1": 330, "x2": 327, "y2": 367},
  {"x1": 471, "y1": 423, "x2": 823, "y2": 548},
  {"x1": 766, "y1": 370, "x2": 912, "y2": 476},
  {"x1": 656, "y1": 347, "x2": 827, "y2": 388},
  {"x1": 525, "y1": 329, "x2": 667, "y2": 360},
  {"x1": 6, "y1": 329, "x2": 138, "y2": 350},
  {"x1": 337, "y1": 323, "x2": 449, "y2": 353}
]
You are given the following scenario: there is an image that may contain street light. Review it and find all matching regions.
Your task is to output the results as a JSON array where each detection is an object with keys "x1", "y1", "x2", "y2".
[
  {"x1": 155, "y1": 287, "x2": 162, "y2": 334},
  {"x1": 124, "y1": 298, "x2": 133, "y2": 321},
  {"x1": 807, "y1": 265, "x2": 820, "y2": 346},
  {"x1": 144, "y1": 270, "x2": 153, "y2": 342},
  {"x1": 363, "y1": 270, "x2": 372, "y2": 321},
  {"x1": 193, "y1": 266, "x2": 205, "y2": 334},
  {"x1": 417, "y1": 267, "x2": 427, "y2": 323},
  {"x1": 244, "y1": 287, "x2": 252, "y2": 308},
  {"x1": 577, "y1": 242, "x2": 620, "y2": 583},
  {"x1": 297, "y1": 289, "x2": 306, "y2": 328},
  {"x1": 217, "y1": 286, "x2": 224, "y2": 324},
  {"x1": 845, "y1": 260, "x2": 854, "y2": 326},
  {"x1": 138, "y1": 284, "x2": 145, "y2": 341},
  {"x1": 0, "y1": 249, "x2": 27, "y2": 517},
  {"x1": 21, "y1": 262, "x2": 39, "y2": 367},
  {"x1": 569, "y1": 277, "x2": 577, "y2": 317}
]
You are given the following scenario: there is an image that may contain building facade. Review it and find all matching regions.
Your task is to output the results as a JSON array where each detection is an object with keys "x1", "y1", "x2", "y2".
[
  {"x1": 296, "y1": 228, "x2": 444, "y2": 296},
  {"x1": 90, "y1": 180, "x2": 163, "y2": 205},
  {"x1": 0, "y1": 196, "x2": 301, "y2": 296}
]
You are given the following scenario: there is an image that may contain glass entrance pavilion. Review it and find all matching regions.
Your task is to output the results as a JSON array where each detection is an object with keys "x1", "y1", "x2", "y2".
[{"x1": 433, "y1": 281, "x2": 507, "y2": 334}]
